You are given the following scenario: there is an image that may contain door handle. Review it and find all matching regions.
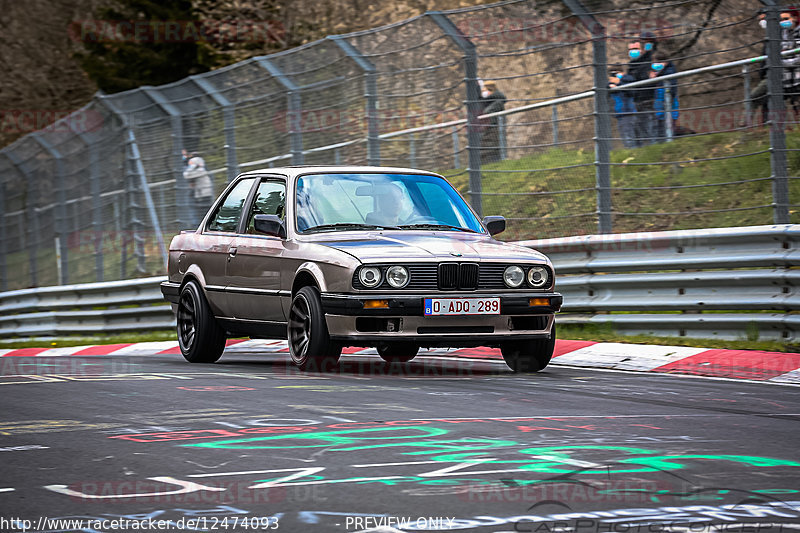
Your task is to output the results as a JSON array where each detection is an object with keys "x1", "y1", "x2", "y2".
[{"x1": 228, "y1": 246, "x2": 238, "y2": 258}]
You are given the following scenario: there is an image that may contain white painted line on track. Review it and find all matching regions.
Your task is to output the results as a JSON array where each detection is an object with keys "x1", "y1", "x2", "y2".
[{"x1": 553, "y1": 342, "x2": 707, "y2": 371}]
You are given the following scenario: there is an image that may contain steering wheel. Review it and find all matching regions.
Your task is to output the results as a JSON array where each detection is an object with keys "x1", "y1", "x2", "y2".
[{"x1": 401, "y1": 215, "x2": 439, "y2": 225}]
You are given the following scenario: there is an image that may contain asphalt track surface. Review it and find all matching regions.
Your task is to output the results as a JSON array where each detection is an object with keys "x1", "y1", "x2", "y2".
[{"x1": 1, "y1": 347, "x2": 800, "y2": 533}]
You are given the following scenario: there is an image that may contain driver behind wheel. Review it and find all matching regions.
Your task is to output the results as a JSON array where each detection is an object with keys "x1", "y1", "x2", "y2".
[{"x1": 365, "y1": 183, "x2": 404, "y2": 226}]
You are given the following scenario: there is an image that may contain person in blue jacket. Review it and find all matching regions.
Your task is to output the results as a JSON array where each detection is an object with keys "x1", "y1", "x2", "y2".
[
  {"x1": 609, "y1": 68, "x2": 637, "y2": 147},
  {"x1": 652, "y1": 53, "x2": 679, "y2": 142}
]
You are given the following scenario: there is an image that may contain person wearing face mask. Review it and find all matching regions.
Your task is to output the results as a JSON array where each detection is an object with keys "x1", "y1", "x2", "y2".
[
  {"x1": 749, "y1": 9, "x2": 800, "y2": 125},
  {"x1": 651, "y1": 53, "x2": 679, "y2": 142},
  {"x1": 479, "y1": 80, "x2": 507, "y2": 164},
  {"x1": 609, "y1": 68, "x2": 637, "y2": 148},
  {"x1": 779, "y1": 9, "x2": 800, "y2": 117},
  {"x1": 627, "y1": 31, "x2": 658, "y2": 145}
]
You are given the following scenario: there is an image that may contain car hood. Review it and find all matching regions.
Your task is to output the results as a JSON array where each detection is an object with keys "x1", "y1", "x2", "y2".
[{"x1": 307, "y1": 231, "x2": 550, "y2": 264}]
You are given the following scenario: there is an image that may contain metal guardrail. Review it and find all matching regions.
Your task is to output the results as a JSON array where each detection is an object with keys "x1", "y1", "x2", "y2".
[
  {"x1": 0, "y1": 225, "x2": 797, "y2": 341},
  {"x1": 0, "y1": 277, "x2": 173, "y2": 337},
  {"x1": 520, "y1": 225, "x2": 800, "y2": 341}
]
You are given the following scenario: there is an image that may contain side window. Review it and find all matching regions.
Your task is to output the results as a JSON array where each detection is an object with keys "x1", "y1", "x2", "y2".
[
  {"x1": 246, "y1": 180, "x2": 286, "y2": 234},
  {"x1": 206, "y1": 178, "x2": 257, "y2": 233}
]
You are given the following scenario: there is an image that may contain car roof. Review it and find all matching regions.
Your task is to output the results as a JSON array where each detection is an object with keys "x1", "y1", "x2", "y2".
[{"x1": 238, "y1": 165, "x2": 442, "y2": 179}]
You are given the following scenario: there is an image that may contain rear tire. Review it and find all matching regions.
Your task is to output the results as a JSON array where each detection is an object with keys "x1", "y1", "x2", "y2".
[
  {"x1": 501, "y1": 322, "x2": 556, "y2": 373},
  {"x1": 177, "y1": 281, "x2": 226, "y2": 363},
  {"x1": 377, "y1": 343, "x2": 419, "y2": 363},
  {"x1": 288, "y1": 286, "x2": 341, "y2": 371}
]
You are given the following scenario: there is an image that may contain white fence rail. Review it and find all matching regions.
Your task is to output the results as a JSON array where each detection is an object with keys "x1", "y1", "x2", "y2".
[{"x1": 1, "y1": 225, "x2": 798, "y2": 341}]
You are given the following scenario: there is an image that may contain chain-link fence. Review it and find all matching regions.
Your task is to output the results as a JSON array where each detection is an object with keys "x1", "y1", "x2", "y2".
[{"x1": 1, "y1": 0, "x2": 795, "y2": 290}]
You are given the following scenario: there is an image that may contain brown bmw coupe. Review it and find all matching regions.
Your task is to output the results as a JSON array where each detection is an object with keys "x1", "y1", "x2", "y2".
[{"x1": 161, "y1": 166, "x2": 562, "y2": 372}]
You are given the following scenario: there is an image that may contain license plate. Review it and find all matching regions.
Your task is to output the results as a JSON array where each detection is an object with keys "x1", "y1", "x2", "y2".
[{"x1": 424, "y1": 297, "x2": 500, "y2": 316}]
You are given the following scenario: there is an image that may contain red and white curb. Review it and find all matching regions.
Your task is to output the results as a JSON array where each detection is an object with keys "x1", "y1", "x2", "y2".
[{"x1": 1, "y1": 339, "x2": 799, "y2": 384}]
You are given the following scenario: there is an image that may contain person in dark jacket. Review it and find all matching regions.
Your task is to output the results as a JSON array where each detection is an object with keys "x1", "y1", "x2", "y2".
[
  {"x1": 479, "y1": 80, "x2": 507, "y2": 164},
  {"x1": 626, "y1": 32, "x2": 657, "y2": 146},
  {"x1": 609, "y1": 68, "x2": 637, "y2": 148},
  {"x1": 652, "y1": 53, "x2": 679, "y2": 142}
]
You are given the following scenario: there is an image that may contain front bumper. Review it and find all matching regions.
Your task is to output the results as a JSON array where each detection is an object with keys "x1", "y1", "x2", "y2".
[
  {"x1": 321, "y1": 292, "x2": 561, "y2": 347},
  {"x1": 161, "y1": 281, "x2": 181, "y2": 304}
]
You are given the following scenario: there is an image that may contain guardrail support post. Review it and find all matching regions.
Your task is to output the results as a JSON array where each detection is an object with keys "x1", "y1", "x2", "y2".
[
  {"x1": 763, "y1": 0, "x2": 791, "y2": 224},
  {"x1": 428, "y1": 11, "x2": 482, "y2": 217},
  {"x1": 256, "y1": 58, "x2": 304, "y2": 165},
  {"x1": 329, "y1": 37, "x2": 380, "y2": 166},
  {"x1": 32, "y1": 134, "x2": 69, "y2": 285},
  {"x1": 564, "y1": 0, "x2": 612, "y2": 234}
]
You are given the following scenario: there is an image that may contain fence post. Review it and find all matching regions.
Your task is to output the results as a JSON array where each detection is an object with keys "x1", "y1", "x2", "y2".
[
  {"x1": 552, "y1": 105, "x2": 559, "y2": 146},
  {"x1": 191, "y1": 76, "x2": 239, "y2": 184},
  {"x1": 763, "y1": 0, "x2": 790, "y2": 224},
  {"x1": 31, "y1": 134, "x2": 69, "y2": 284},
  {"x1": 665, "y1": 83, "x2": 674, "y2": 142},
  {"x1": 6, "y1": 153, "x2": 39, "y2": 287},
  {"x1": 564, "y1": 0, "x2": 612, "y2": 233},
  {"x1": 65, "y1": 108, "x2": 105, "y2": 282},
  {"x1": 0, "y1": 181, "x2": 6, "y2": 291},
  {"x1": 499, "y1": 115, "x2": 507, "y2": 161},
  {"x1": 329, "y1": 37, "x2": 380, "y2": 166},
  {"x1": 89, "y1": 142, "x2": 104, "y2": 281},
  {"x1": 743, "y1": 64, "x2": 752, "y2": 128},
  {"x1": 452, "y1": 125, "x2": 460, "y2": 168},
  {"x1": 256, "y1": 58, "x2": 304, "y2": 165},
  {"x1": 428, "y1": 11, "x2": 482, "y2": 217},
  {"x1": 140, "y1": 88, "x2": 191, "y2": 229},
  {"x1": 96, "y1": 95, "x2": 168, "y2": 272}
]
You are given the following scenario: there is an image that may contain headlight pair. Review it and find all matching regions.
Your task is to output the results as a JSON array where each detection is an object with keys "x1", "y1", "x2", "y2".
[
  {"x1": 503, "y1": 265, "x2": 549, "y2": 288},
  {"x1": 358, "y1": 265, "x2": 409, "y2": 288}
]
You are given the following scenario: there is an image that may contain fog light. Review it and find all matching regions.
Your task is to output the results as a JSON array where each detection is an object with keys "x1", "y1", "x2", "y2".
[
  {"x1": 529, "y1": 298, "x2": 550, "y2": 306},
  {"x1": 363, "y1": 300, "x2": 389, "y2": 309}
]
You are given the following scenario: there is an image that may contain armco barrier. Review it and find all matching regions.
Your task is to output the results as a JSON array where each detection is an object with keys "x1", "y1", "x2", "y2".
[
  {"x1": 519, "y1": 224, "x2": 800, "y2": 341},
  {"x1": 0, "y1": 225, "x2": 797, "y2": 341}
]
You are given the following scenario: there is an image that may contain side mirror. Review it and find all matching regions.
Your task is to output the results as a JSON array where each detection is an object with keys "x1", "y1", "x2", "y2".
[
  {"x1": 482, "y1": 216, "x2": 506, "y2": 236},
  {"x1": 253, "y1": 214, "x2": 286, "y2": 239}
]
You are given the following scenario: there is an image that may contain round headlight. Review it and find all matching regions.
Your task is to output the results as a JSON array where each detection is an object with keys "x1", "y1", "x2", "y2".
[
  {"x1": 527, "y1": 266, "x2": 549, "y2": 288},
  {"x1": 386, "y1": 266, "x2": 410, "y2": 288},
  {"x1": 358, "y1": 266, "x2": 382, "y2": 288},
  {"x1": 503, "y1": 265, "x2": 525, "y2": 288}
]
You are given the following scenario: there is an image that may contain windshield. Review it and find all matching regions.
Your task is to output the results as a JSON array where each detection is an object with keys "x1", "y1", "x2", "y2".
[{"x1": 295, "y1": 173, "x2": 484, "y2": 234}]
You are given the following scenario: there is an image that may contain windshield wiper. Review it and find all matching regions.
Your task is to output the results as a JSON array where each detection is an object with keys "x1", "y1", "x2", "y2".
[
  {"x1": 397, "y1": 223, "x2": 479, "y2": 233},
  {"x1": 304, "y1": 223, "x2": 400, "y2": 233}
]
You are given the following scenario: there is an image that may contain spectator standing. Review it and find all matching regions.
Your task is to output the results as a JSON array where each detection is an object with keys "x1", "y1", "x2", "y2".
[
  {"x1": 609, "y1": 68, "x2": 637, "y2": 148},
  {"x1": 780, "y1": 9, "x2": 800, "y2": 117},
  {"x1": 626, "y1": 32, "x2": 657, "y2": 146},
  {"x1": 183, "y1": 152, "x2": 214, "y2": 226},
  {"x1": 652, "y1": 53, "x2": 679, "y2": 142},
  {"x1": 479, "y1": 80, "x2": 507, "y2": 164}
]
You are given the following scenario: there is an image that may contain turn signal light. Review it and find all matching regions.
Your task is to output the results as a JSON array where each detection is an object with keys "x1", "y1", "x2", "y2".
[
  {"x1": 529, "y1": 298, "x2": 550, "y2": 307},
  {"x1": 363, "y1": 300, "x2": 389, "y2": 309}
]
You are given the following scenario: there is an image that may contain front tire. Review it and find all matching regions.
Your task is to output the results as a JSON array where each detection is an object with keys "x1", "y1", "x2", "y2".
[
  {"x1": 501, "y1": 322, "x2": 556, "y2": 373},
  {"x1": 288, "y1": 286, "x2": 341, "y2": 371},
  {"x1": 177, "y1": 281, "x2": 226, "y2": 363},
  {"x1": 377, "y1": 343, "x2": 419, "y2": 363}
]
